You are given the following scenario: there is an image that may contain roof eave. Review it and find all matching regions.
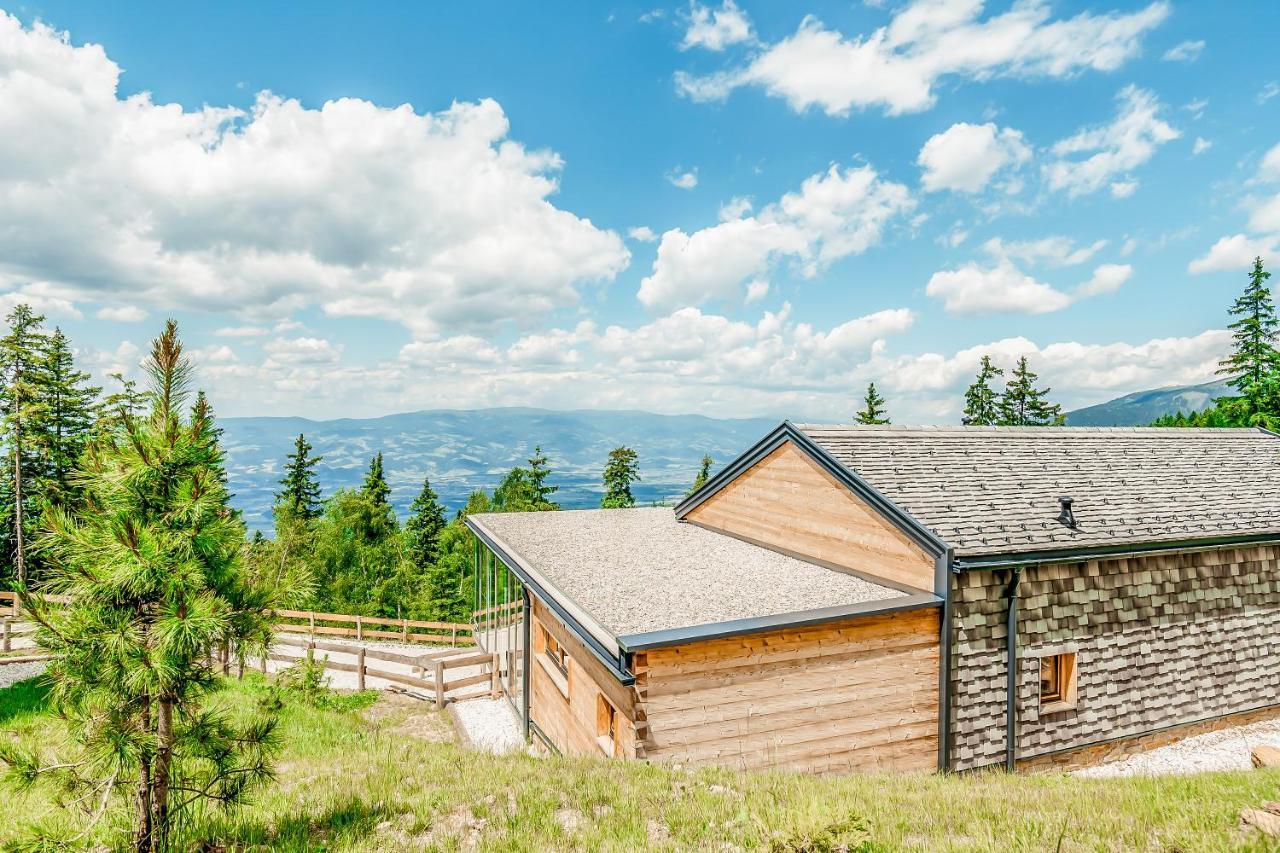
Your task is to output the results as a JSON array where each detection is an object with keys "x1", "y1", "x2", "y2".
[{"x1": 953, "y1": 530, "x2": 1280, "y2": 570}]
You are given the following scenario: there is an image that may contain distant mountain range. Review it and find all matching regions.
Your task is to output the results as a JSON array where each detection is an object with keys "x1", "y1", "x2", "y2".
[
  {"x1": 220, "y1": 408, "x2": 778, "y2": 531},
  {"x1": 1064, "y1": 379, "x2": 1231, "y2": 426}
]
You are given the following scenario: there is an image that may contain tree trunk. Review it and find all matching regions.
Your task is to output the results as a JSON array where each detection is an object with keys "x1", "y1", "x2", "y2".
[
  {"x1": 13, "y1": 422, "x2": 23, "y2": 588},
  {"x1": 150, "y1": 696, "x2": 174, "y2": 853},
  {"x1": 134, "y1": 693, "x2": 153, "y2": 853}
]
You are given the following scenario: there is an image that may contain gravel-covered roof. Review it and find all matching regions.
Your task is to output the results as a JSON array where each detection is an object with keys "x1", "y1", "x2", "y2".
[
  {"x1": 795, "y1": 424, "x2": 1280, "y2": 558},
  {"x1": 469, "y1": 506, "x2": 907, "y2": 639}
]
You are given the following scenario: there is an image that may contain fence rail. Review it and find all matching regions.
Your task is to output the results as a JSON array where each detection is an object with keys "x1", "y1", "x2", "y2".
[{"x1": 271, "y1": 607, "x2": 474, "y2": 647}]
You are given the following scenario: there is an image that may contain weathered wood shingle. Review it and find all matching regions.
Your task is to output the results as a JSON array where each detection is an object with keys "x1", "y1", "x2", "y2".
[{"x1": 796, "y1": 425, "x2": 1280, "y2": 557}]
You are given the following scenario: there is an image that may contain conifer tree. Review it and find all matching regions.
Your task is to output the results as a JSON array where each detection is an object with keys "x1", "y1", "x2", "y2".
[
  {"x1": 362, "y1": 451, "x2": 391, "y2": 510},
  {"x1": 0, "y1": 304, "x2": 48, "y2": 586},
  {"x1": 998, "y1": 356, "x2": 1064, "y2": 426},
  {"x1": 3, "y1": 321, "x2": 283, "y2": 851},
  {"x1": 276, "y1": 433, "x2": 323, "y2": 521},
  {"x1": 527, "y1": 445, "x2": 559, "y2": 508},
  {"x1": 404, "y1": 476, "x2": 446, "y2": 568},
  {"x1": 854, "y1": 382, "x2": 890, "y2": 425},
  {"x1": 1217, "y1": 256, "x2": 1280, "y2": 412},
  {"x1": 40, "y1": 328, "x2": 100, "y2": 509},
  {"x1": 962, "y1": 355, "x2": 1004, "y2": 426},
  {"x1": 95, "y1": 372, "x2": 147, "y2": 437},
  {"x1": 688, "y1": 454, "x2": 713, "y2": 495},
  {"x1": 601, "y1": 446, "x2": 640, "y2": 508}
]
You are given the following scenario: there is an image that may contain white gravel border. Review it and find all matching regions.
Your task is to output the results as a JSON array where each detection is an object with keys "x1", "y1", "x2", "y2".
[
  {"x1": 449, "y1": 697, "x2": 525, "y2": 754},
  {"x1": 1075, "y1": 717, "x2": 1280, "y2": 777},
  {"x1": 0, "y1": 660, "x2": 47, "y2": 689}
]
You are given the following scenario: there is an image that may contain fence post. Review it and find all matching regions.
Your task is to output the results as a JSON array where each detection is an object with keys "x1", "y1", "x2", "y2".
[
  {"x1": 260, "y1": 649, "x2": 268, "y2": 674},
  {"x1": 356, "y1": 615, "x2": 363, "y2": 642},
  {"x1": 434, "y1": 660, "x2": 445, "y2": 709},
  {"x1": 2, "y1": 617, "x2": 10, "y2": 653},
  {"x1": 491, "y1": 652, "x2": 501, "y2": 699},
  {"x1": 357, "y1": 647, "x2": 366, "y2": 691},
  {"x1": 307, "y1": 640, "x2": 315, "y2": 667},
  {"x1": 451, "y1": 626, "x2": 458, "y2": 647},
  {"x1": 402, "y1": 619, "x2": 409, "y2": 642},
  {"x1": 308, "y1": 612, "x2": 315, "y2": 638}
]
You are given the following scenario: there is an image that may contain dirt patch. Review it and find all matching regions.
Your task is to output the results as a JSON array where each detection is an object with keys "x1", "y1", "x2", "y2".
[{"x1": 361, "y1": 692, "x2": 454, "y2": 743}]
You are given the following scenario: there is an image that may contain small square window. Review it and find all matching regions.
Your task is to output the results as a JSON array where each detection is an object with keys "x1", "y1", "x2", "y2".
[
  {"x1": 1039, "y1": 652, "x2": 1078, "y2": 713},
  {"x1": 596, "y1": 694, "x2": 618, "y2": 757}
]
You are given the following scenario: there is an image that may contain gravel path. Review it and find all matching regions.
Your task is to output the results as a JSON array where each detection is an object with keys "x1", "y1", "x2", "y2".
[
  {"x1": 0, "y1": 660, "x2": 47, "y2": 689},
  {"x1": 450, "y1": 697, "x2": 525, "y2": 754},
  {"x1": 1075, "y1": 718, "x2": 1280, "y2": 777}
]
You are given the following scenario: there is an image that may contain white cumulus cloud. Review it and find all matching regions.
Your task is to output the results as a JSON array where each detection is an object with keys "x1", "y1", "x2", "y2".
[
  {"x1": 681, "y1": 1, "x2": 754, "y2": 51},
  {"x1": 918, "y1": 122, "x2": 1031, "y2": 193},
  {"x1": 1161, "y1": 39, "x2": 1204, "y2": 62},
  {"x1": 1188, "y1": 234, "x2": 1280, "y2": 274}
]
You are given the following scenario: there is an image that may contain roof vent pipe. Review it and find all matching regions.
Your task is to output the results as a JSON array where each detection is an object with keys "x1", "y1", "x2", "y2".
[{"x1": 1057, "y1": 496, "x2": 1077, "y2": 529}]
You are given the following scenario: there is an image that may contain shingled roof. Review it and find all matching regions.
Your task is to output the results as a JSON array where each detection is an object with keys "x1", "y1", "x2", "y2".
[{"x1": 794, "y1": 425, "x2": 1280, "y2": 559}]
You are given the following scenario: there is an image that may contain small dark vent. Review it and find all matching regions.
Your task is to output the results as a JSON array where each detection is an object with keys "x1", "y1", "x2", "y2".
[{"x1": 1057, "y1": 496, "x2": 1077, "y2": 529}]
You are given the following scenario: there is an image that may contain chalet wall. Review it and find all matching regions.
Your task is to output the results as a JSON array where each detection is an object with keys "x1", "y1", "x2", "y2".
[
  {"x1": 635, "y1": 609, "x2": 940, "y2": 774},
  {"x1": 685, "y1": 440, "x2": 935, "y2": 591},
  {"x1": 528, "y1": 599, "x2": 638, "y2": 760},
  {"x1": 949, "y1": 544, "x2": 1280, "y2": 771}
]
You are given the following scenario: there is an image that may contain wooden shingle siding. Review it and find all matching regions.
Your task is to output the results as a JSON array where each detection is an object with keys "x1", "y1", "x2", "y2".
[
  {"x1": 638, "y1": 609, "x2": 940, "y2": 774},
  {"x1": 948, "y1": 545, "x2": 1280, "y2": 771},
  {"x1": 685, "y1": 440, "x2": 935, "y2": 591}
]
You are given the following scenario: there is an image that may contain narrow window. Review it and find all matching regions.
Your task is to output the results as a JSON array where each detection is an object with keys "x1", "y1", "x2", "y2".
[
  {"x1": 536, "y1": 625, "x2": 570, "y2": 699},
  {"x1": 1039, "y1": 652, "x2": 1078, "y2": 713},
  {"x1": 596, "y1": 694, "x2": 618, "y2": 757}
]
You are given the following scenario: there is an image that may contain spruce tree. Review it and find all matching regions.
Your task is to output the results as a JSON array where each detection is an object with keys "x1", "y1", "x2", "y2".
[
  {"x1": 688, "y1": 454, "x2": 713, "y2": 495},
  {"x1": 854, "y1": 382, "x2": 890, "y2": 425},
  {"x1": 95, "y1": 372, "x2": 148, "y2": 437},
  {"x1": 40, "y1": 328, "x2": 100, "y2": 509},
  {"x1": 0, "y1": 304, "x2": 48, "y2": 586},
  {"x1": 404, "y1": 476, "x2": 446, "y2": 568},
  {"x1": 601, "y1": 446, "x2": 640, "y2": 508},
  {"x1": 362, "y1": 451, "x2": 391, "y2": 510},
  {"x1": 276, "y1": 433, "x2": 322, "y2": 521},
  {"x1": 527, "y1": 445, "x2": 559, "y2": 508},
  {"x1": 3, "y1": 321, "x2": 283, "y2": 851},
  {"x1": 962, "y1": 355, "x2": 1004, "y2": 426},
  {"x1": 1217, "y1": 256, "x2": 1280, "y2": 413},
  {"x1": 998, "y1": 357, "x2": 1064, "y2": 426}
]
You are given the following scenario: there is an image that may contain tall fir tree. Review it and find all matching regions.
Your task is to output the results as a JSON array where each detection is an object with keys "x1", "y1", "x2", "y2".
[
  {"x1": 5, "y1": 321, "x2": 283, "y2": 851},
  {"x1": 688, "y1": 454, "x2": 714, "y2": 496},
  {"x1": 998, "y1": 356, "x2": 1064, "y2": 426},
  {"x1": 962, "y1": 355, "x2": 1004, "y2": 426},
  {"x1": 276, "y1": 433, "x2": 323, "y2": 521},
  {"x1": 601, "y1": 446, "x2": 640, "y2": 508},
  {"x1": 362, "y1": 451, "x2": 391, "y2": 510},
  {"x1": 854, "y1": 382, "x2": 891, "y2": 425},
  {"x1": 1217, "y1": 256, "x2": 1280, "y2": 412},
  {"x1": 527, "y1": 445, "x2": 559, "y2": 508},
  {"x1": 40, "y1": 328, "x2": 100, "y2": 509},
  {"x1": 95, "y1": 372, "x2": 147, "y2": 437},
  {"x1": 404, "y1": 476, "x2": 446, "y2": 569},
  {"x1": 0, "y1": 304, "x2": 48, "y2": 586}
]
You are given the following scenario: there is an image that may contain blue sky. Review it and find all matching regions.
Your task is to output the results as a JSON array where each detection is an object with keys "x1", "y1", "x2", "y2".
[{"x1": 2, "y1": 1, "x2": 1279, "y2": 422}]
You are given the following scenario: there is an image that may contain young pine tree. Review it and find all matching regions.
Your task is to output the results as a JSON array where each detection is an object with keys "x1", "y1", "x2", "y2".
[
  {"x1": 404, "y1": 476, "x2": 446, "y2": 569},
  {"x1": 276, "y1": 433, "x2": 323, "y2": 521},
  {"x1": 962, "y1": 355, "x2": 1004, "y2": 426},
  {"x1": 998, "y1": 356, "x2": 1064, "y2": 426},
  {"x1": 854, "y1": 382, "x2": 890, "y2": 425},
  {"x1": 601, "y1": 446, "x2": 640, "y2": 508},
  {"x1": 4, "y1": 321, "x2": 283, "y2": 851},
  {"x1": 0, "y1": 304, "x2": 49, "y2": 587},
  {"x1": 1217, "y1": 256, "x2": 1280, "y2": 415},
  {"x1": 527, "y1": 445, "x2": 559, "y2": 508},
  {"x1": 688, "y1": 454, "x2": 713, "y2": 496},
  {"x1": 362, "y1": 451, "x2": 391, "y2": 510}
]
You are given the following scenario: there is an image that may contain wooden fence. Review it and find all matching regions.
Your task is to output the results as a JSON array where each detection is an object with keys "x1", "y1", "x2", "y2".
[
  {"x1": 267, "y1": 635, "x2": 498, "y2": 707},
  {"x1": 0, "y1": 591, "x2": 71, "y2": 617}
]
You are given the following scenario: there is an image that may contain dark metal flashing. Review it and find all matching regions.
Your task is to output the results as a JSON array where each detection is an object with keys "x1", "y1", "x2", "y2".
[
  {"x1": 528, "y1": 719, "x2": 559, "y2": 755},
  {"x1": 936, "y1": 549, "x2": 955, "y2": 772},
  {"x1": 959, "y1": 700, "x2": 1280, "y2": 774},
  {"x1": 673, "y1": 421, "x2": 950, "y2": 559},
  {"x1": 955, "y1": 533, "x2": 1280, "y2": 570},
  {"x1": 682, "y1": 518, "x2": 930, "y2": 596},
  {"x1": 466, "y1": 518, "x2": 636, "y2": 686},
  {"x1": 1004, "y1": 567, "x2": 1023, "y2": 773},
  {"x1": 522, "y1": 588, "x2": 532, "y2": 742},
  {"x1": 615, "y1": 591, "x2": 942, "y2": 652}
]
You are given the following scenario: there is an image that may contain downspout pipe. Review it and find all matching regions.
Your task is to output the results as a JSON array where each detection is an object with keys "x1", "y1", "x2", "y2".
[
  {"x1": 522, "y1": 587, "x2": 532, "y2": 742},
  {"x1": 1005, "y1": 566, "x2": 1023, "y2": 772}
]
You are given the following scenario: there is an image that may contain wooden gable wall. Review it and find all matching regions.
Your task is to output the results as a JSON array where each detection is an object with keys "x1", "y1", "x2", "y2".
[{"x1": 684, "y1": 440, "x2": 935, "y2": 591}]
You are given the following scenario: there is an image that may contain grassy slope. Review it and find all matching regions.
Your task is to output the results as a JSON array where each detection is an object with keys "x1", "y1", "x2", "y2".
[{"x1": 2, "y1": 676, "x2": 1279, "y2": 852}]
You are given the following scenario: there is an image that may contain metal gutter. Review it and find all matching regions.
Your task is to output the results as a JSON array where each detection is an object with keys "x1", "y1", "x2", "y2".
[
  {"x1": 955, "y1": 532, "x2": 1280, "y2": 570},
  {"x1": 673, "y1": 421, "x2": 950, "y2": 559},
  {"x1": 1004, "y1": 567, "x2": 1023, "y2": 773},
  {"x1": 521, "y1": 587, "x2": 532, "y2": 742},
  {"x1": 466, "y1": 516, "x2": 635, "y2": 686},
  {"x1": 615, "y1": 592, "x2": 942, "y2": 652}
]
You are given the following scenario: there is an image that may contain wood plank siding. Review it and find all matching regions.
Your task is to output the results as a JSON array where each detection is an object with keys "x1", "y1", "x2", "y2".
[
  {"x1": 685, "y1": 440, "x2": 935, "y2": 591},
  {"x1": 635, "y1": 608, "x2": 941, "y2": 774},
  {"x1": 529, "y1": 599, "x2": 639, "y2": 759}
]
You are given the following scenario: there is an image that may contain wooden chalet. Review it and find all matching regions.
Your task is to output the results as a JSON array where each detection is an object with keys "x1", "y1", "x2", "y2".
[{"x1": 465, "y1": 423, "x2": 1280, "y2": 774}]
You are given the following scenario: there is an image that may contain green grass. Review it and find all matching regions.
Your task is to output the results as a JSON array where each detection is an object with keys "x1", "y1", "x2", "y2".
[{"x1": 2, "y1": 674, "x2": 1279, "y2": 851}]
